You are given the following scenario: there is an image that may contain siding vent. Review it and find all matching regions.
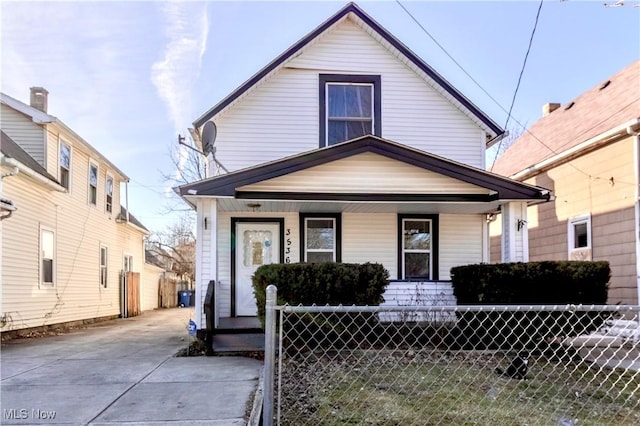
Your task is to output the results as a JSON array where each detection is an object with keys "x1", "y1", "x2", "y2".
[{"x1": 29, "y1": 87, "x2": 49, "y2": 113}]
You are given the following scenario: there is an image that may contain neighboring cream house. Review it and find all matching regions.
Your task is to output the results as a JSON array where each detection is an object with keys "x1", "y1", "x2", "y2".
[
  {"x1": 491, "y1": 60, "x2": 640, "y2": 305},
  {"x1": 0, "y1": 88, "x2": 151, "y2": 333},
  {"x1": 178, "y1": 3, "x2": 550, "y2": 331}
]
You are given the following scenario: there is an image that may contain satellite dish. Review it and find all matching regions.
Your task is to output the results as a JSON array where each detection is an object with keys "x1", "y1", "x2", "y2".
[{"x1": 201, "y1": 121, "x2": 217, "y2": 156}]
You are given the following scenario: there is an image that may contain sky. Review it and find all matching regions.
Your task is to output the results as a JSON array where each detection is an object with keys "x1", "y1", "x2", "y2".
[{"x1": 1, "y1": 0, "x2": 639, "y2": 233}]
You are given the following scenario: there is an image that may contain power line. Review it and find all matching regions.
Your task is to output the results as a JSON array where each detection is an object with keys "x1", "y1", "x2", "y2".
[
  {"x1": 395, "y1": 0, "x2": 635, "y2": 187},
  {"x1": 491, "y1": 0, "x2": 544, "y2": 171}
]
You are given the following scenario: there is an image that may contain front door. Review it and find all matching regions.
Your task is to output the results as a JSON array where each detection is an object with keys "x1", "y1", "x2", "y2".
[{"x1": 235, "y1": 222, "x2": 281, "y2": 316}]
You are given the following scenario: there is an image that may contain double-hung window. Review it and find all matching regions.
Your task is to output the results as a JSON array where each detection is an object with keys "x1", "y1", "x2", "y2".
[
  {"x1": 300, "y1": 213, "x2": 341, "y2": 263},
  {"x1": 100, "y1": 245, "x2": 108, "y2": 287},
  {"x1": 40, "y1": 226, "x2": 55, "y2": 287},
  {"x1": 399, "y1": 215, "x2": 439, "y2": 280},
  {"x1": 59, "y1": 142, "x2": 71, "y2": 190},
  {"x1": 319, "y1": 74, "x2": 381, "y2": 147},
  {"x1": 105, "y1": 175, "x2": 113, "y2": 213},
  {"x1": 89, "y1": 163, "x2": 98, "y2": 206}
]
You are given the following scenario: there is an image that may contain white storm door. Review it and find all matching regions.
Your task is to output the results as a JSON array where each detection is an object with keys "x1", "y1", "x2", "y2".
[{"x1": 235, "y1": 222, "x2": 280, "y2": 316}]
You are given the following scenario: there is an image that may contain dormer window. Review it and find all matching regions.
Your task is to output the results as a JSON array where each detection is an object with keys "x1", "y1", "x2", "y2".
[{"x1": 319, "y1": 74, "x2": 381, "y2": 147}]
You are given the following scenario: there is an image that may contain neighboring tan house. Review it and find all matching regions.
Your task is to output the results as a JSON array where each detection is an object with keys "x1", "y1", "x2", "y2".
[
  {"x1": 178, "y1": 3, "x2": 551, "y2": 331},
  {"x1": 0, "y1": 88, "x2": 151, "y2": 333},
  {"x1": 491, "y1": 60, "x2": 640, "y2": 305}
]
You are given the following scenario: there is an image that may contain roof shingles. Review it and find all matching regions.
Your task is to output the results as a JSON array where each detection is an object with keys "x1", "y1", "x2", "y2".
[{"x1": 493, "y1": 60, "x2": 640, "y2": 177}]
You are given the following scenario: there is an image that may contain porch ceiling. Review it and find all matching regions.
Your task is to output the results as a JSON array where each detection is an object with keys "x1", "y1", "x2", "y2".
[{"x1": 216, "y1": 197, "x2": 506, "y2": 214}]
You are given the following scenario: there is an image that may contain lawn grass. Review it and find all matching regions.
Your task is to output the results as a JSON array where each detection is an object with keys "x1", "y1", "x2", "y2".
[{"x1": 278, "y1": 349, "x2": 640, "y2": 425}]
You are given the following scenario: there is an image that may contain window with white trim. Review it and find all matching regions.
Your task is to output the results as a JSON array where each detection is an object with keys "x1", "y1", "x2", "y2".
[
  {"x1": 40, "y1": 226, "x2": 55, "y2": 287},
  {"x1": 568, "y1": 215, "x2": 591, "y2": 252},
  {"x1": 89, "y1": 162, "x2": 98, "y2": 206},
  {"x1": 300, "y1": 213, "x2": 341, "y2": 263},
  {"x1": 319, "y1": 74, "x2": 381, "y2": 147},
  {"x1": 105, "y1": 175, "x2": 113, "y2": 213},
  {"x1": 398, "y1": 215, "x2": 439, "y2": 280},
  {"x1": 100, "y1": 245, "x2": 108, "y2": 287},
  {"x1": 123, "y1": 254, "x2": 133, "y2": 272},
  {"x1": 59, "y1": 142, "x2": 71, "y2": 190}
]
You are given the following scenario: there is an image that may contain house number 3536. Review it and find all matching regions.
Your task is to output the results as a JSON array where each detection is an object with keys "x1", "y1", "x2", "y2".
[{"x1": 285, "y1": 229, "x2": 291, "y2": 263}]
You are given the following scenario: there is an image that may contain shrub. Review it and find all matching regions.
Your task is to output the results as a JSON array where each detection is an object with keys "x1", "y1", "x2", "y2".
[
  {"x1": 253, "y1": 262, "x2": 389, "y2": 350},
  {"x1": 449, "y1": 261, "x2": 610, "y2": 349}
]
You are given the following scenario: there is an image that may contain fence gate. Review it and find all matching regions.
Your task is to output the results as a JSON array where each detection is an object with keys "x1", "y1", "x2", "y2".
[
  {"x1": 263, "y1": 285, "x2": 640, "y2": 426},
  {"x1": 120, "y1": 271, "x2": 141, "y2": 318}
]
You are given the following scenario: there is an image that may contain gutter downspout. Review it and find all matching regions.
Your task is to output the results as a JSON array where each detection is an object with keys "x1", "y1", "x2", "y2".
[{"x1": 628, "y1": 124, "x2": 640, "y2": 305}]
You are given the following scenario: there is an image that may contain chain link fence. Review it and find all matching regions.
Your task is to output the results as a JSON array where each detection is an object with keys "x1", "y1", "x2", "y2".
[{"x1": 263, "y1": 286, "x2": 640, "y2": 426}]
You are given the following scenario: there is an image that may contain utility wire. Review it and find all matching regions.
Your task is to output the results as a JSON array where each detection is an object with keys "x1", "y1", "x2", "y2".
[
  {"x1": 395, "y1": 0, "x2": 634, "y2": 187},
  {"x1": 491, "y1": 0, "x2": 544, "y2": 171}
]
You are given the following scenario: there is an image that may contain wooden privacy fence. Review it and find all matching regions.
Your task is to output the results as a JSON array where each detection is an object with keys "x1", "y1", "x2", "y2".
[
  {"x1": 159, "y1": 277, "x2": 177, "y2": 308},
  {"x1": 126, "y1": 272, "x2": 141, "y2": 317}
]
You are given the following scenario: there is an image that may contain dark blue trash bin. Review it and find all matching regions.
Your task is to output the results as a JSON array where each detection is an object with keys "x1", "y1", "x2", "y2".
[
  {"x1": 178, "y1": 291, "x2": 190, "y2": 307},
  {"x1": 188, "y1": 290, "x2": 195, "y2": 306}
]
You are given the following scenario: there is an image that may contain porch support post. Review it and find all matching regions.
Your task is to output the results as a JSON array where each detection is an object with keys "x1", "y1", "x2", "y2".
[
  {"x1": 501, "y1": 201, "x2": 529, "y2": 263},
  {"x1": 195, "y1": 198, "x2": 218, "y2": 329}
]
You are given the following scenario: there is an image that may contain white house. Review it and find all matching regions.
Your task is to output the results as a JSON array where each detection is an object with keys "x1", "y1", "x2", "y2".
[
  {"x1": 178, "y1": 3, "x2": 550, "y2": 331},
  {"x1": 1, "y1": 88, "x2": 153, "y2": 333}
]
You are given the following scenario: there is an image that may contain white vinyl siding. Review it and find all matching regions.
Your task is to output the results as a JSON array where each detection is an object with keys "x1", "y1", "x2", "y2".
[
  {"x1": 0, "y1": 104, "x2": 47, "y2": 165},
  {"x1": 210, "y1": 18, "x2": 485, "y2": 173},
  {"x1": 1, "y1": 119, "x2": 145, "y2": 332},
  {"x1": 439, "y1": 214, "x2": 483, "y2": 280},
  {"x1": 239, "y1": 152, "x2": 489, "y2": 195},
  {"x1": 342, "y1": 213, "x2": 397, "y2": 279}
]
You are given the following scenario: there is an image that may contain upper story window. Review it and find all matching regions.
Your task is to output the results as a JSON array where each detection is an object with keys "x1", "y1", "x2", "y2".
[
  {"x1": 105, "y1": 175, "x2": 114, "y2": 213},
  {"x1": 89, "y1": 162, "x2": 98, "y2": 206},
  {"x1": 59, "y1": 142, "x2": 71, "y2": 190},
  {"x1": 319, "y1": 74, "x2": 381, "y2": 147}
]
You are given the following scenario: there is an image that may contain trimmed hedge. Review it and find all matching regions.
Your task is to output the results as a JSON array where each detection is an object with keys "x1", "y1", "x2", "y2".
[
  {"x1": 449, "y1": 261, "x2": 610, "y2": 349},
  {"x1": 252, "y1": 262, "x2": 389, "y2": 350},
  {"x1": 451, "y1": 261, "x2": 609, "y2": 305},
  {"x1": 253, "y1": 262, "x2": 389, "y2": 318}
]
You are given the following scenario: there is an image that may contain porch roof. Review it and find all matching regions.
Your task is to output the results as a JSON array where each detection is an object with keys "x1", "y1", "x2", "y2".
[{"x1": 178, "y1": 136, "x2": 550, "y2": 207}]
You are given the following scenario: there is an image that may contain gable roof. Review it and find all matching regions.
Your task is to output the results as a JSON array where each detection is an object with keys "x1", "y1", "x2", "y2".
[
  {"x1": 178, "y1": 135, "x2": 549, "y2": 202},
  {"x1": 493, "y1": 60, "x2": 640, "y2": 177},
  {"x1": 0, "y1": 92, "x2": 130, "y2": 181},
  {"x1": 193, "y1": 2, "x2": 504, "y2": 143},
  {"x1": 1, "y1": 130, "x2": 59, "y2": 184}
]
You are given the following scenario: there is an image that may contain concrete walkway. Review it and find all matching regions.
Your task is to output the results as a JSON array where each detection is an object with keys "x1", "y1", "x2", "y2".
[{"x1": 1, "y1": 308, "x2": 263, "y2": 425}]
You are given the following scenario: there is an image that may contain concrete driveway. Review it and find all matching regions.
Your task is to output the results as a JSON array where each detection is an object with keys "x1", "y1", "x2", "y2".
[{"x1": 1, "y1": 308, "x2": 262, "y2": 425}]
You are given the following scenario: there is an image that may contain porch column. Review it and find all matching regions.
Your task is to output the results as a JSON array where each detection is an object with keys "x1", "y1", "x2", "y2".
[
  {"x1": 501, "y1": 201, "x2": 529, "y2": 263},
  {"x1": 195, "y1": 198, "x2": 217, "y2": 329}
]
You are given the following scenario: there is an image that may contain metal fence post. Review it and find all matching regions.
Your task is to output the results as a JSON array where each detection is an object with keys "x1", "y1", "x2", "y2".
[{"x1": 263, "y1": 285, "x2": 277, "y2": 426}]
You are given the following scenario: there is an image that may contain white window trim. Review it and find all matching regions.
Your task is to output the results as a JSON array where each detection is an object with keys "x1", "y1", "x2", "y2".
[
  {"x1": 105, "y1": 173, "x2": 114, "y2": 214},
  {"x1": 304, "y1": 217, "x2": 336, "y2": 262},
  {"x1": 567, "y1": 214, "x2": 592, "y2": 256},
  {"x1": 402, "y1": 218, "x2": 433, "y2": 280},
  {"x1": 88, "y1": 160, "x2": 99, "y2": 206},
  {"x1": 123, "y1": 253, "x2": 133, "y2": 273},
  {"x1": 58, "y1": 140, "x2": 72, "y2": 192},
  {"x1": 39, "y1": 225, "x2": 56, "y2": 288},
  {"x1": 100, "y1": 244, "x2": 109, "y2": 288},
  {"x1": 325, "y1": 82, "x2": 375, "y2": 146}
]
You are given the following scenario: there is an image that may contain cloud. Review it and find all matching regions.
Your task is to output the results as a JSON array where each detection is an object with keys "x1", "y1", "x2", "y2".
[{"x1": 151, "y1": 1, "x2": 209, "y2": 135}]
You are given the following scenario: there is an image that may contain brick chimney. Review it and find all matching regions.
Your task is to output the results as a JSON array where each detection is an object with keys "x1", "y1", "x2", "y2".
[
  {"x1": 542, "y1": 102, "x2": 560, "y2": 117},
  {"x1": 30, "y1": 87, "x2": 49, "y2": 113}
]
